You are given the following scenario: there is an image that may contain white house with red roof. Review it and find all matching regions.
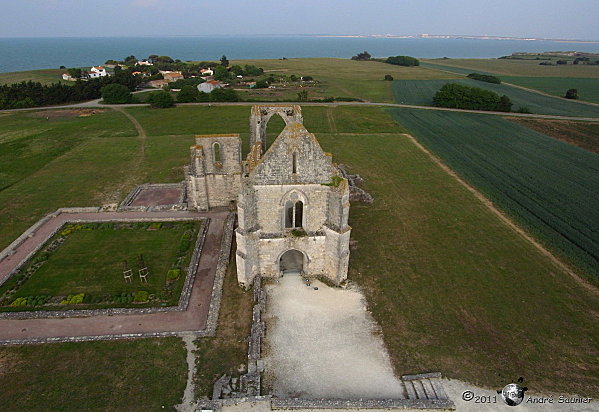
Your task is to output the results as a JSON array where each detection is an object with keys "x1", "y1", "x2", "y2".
[
  {"x1": 198, "y1": 80, "x2": 223, "y2": 93},
  {"x1": 89, "y1": 66, "x2": 108, "y2": 77}
]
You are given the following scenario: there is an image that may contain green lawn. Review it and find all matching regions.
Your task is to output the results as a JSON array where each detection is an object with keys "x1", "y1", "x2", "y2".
[
  {"x1": 423, "y1": 58, "x2": 599, "y2": 78},
  {"x1": 388, "y1": 109, "x2": 599, "y2": 283},
  {"x1": 316, "y1": 131, "x2": 599, "y2": 396},
  {"x1": 0, "y1": 338, "x2": 187, "y2": 411},
  {"x1": 0, "y1": 221, "x2": 201, "y2": 310},
  {"x1": 392, "y1": 78, "x2": 599, "y2": 117},
  {"x1": 0, "y1": 69, "x2": 67, "y2": 85}
]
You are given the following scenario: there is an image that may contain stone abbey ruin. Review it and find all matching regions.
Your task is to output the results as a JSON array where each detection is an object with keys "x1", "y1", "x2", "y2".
[{"x1": 186, "y1": 105, "x2": 352, "y2": 288}]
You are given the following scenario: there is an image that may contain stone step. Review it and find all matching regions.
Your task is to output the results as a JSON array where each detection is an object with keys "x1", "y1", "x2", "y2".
[{"x1": 401, "y1": 372, "x2": 450, "y2": 402}]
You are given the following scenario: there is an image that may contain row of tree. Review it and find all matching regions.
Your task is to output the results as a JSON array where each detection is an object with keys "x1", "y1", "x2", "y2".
[
  {"x1": 433, "y1": 83, "x2": 513, "y2": 112},
  {"x1": 0, "y1": 72, "x2": 142, "y2": 109},
  {"x1": 385, "y1": 55, "x2": 420, "y2": 66},
  {"x1": 467, "y1": 73, "x2": 501, "y2": 84}
]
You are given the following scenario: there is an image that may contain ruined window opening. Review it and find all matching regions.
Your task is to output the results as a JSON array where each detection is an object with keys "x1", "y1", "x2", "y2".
[
  {"x1": 213, "y1": 142, "x2": 221, "y2": 163},
  {"x1": 294, "y1": 201, "x2": 303, "y2": 228},
  {"x1": 285, "y1": 201, "x2": 294, "y2": 228},
  {"x1": 284, "y1": 200, "x2": 303, "y2": 229},
  {"x1": 292, "y1": 153, "x2": 297, "y2": 174}
]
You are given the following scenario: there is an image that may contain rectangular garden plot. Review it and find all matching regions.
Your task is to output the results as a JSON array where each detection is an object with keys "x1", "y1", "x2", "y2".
[{"x1": 0, "y1": 220, "x2": 203, "y2": 312}]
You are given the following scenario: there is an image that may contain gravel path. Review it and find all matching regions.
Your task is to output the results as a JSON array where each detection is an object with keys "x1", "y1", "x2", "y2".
[{"x1": 263, "y1": 274, "x2": 405, "y2": 399}]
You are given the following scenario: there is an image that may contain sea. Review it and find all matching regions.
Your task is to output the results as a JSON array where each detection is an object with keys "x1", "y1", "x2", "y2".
[{"x1": 1, "y1": 36, "x2": 599, "y2": 73}]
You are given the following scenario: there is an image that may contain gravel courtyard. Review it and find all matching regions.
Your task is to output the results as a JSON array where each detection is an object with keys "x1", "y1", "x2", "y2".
[{"x1": 262, "y1": 273, "x2": 405, "y2": 399}]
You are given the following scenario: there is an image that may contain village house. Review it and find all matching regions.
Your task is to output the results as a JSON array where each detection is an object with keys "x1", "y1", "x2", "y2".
[
  {"x1": 137, "y1": 59, "x2": 153, "y2": 66},
  {"x1": 198, "y1": 80, "x2": 223, "y2": 93},
  {"x1": 160, "y1": 71, "x2": 184, "y2": 82},
  {"x1": 147, "y1": 79, "x2": 170, "y2": 89},
  {"x1": 90, "y1": 66, "x2": 108, "y2": 77},
  {"x1": 200, "y1": 68, "x2": 214, "y2": 76}
]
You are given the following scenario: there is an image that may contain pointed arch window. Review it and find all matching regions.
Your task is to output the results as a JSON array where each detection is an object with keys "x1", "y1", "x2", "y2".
[{"x1": 284, "y1": 200, "x2": 303, "y2": 228}]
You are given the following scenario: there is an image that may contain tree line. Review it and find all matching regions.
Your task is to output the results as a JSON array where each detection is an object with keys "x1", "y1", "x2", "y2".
[
  {"x1": 0, "y1": 72, "x2": 142, "y2": 109},
  {"x1": 433, "y1": 83, "x2": 513, "y2": 112}
]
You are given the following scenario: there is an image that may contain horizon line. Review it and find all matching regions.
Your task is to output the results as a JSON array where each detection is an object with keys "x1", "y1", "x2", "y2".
[{"x1": 0, "y1": 33, "x2": 598, "y2": 43}]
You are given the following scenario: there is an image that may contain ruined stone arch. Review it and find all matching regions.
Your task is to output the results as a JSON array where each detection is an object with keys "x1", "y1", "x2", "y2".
[
  {"x1": 249, "y1": 105, "x2": 303, "y2": 154},
  {"x1": 277, "y1": 248, "x2": 309, "y2": 274}
]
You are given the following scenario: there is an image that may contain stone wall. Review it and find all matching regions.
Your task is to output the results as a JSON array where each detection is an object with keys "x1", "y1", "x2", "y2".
[
  {"x1": 249, "y1": 104, "x2": 303, "y2": 153},
  {"x1": 187, "y1": 134, "x2": 242, "y2": 211},
  {"x1": 0, "y1": 214, "x2": 208, "y2": 319}
]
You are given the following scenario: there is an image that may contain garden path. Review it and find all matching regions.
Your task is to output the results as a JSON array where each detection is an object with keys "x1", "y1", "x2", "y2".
[{"x1": 0, "y1": 209, "x2": 229, "y2": 344}]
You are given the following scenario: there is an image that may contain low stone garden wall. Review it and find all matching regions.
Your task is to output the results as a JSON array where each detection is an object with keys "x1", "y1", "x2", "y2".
[{"x1": 0, "y1": 212, "x2": 208, "y2": 320}]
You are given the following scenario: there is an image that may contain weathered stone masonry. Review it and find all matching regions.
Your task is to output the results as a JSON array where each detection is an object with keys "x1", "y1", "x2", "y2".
[{"x1": 186, "y1": 105, "x2": 351, "y2": 288}]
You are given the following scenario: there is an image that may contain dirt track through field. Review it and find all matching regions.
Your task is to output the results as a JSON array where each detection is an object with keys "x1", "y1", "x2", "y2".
[{"x1": 402, "y1": 133, "x2": 598, "y2": 298}]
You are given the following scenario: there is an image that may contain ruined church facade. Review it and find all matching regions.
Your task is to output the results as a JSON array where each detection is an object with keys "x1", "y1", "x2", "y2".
[{"x1": 186, "y1": 105, "x2": 351, "y2": 288}]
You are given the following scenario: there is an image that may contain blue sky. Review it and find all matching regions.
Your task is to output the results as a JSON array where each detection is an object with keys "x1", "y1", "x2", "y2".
[{"x1": 2, "y1": 0, "x2": 598, "y2": 40}]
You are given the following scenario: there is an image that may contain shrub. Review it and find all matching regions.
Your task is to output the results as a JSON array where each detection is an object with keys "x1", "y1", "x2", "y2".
[
  {"x1": 177, "y1": 85, "x2": 200, "y2": 103},
  {"x1": 148, "y1": 90, "x2": 175, "y2": 108},
  {"x1": 209, "y1": 88, "x2": 239, "y2": 102},
  {"x1": 134, "y1": 291, "x2": 149, "y2": 303},
  {"x1": 101, "y1": 83, "x2": 133, "y2": 104},
  {"x1": 433, "y1": 83, "x2": 512, "y2": 112},
  {"x1": 515, "y1": 106, "x2": 532, "y2": 114},
  {"x1": 60, "y1": 293, "x2": 85, "y2": 305},
  {"x1": 10, "y1": 297, "x2": 27, "y2": 307},
  {"x1": 166, "y1": 269, "x2": 181, "y2": 282},
  {"x1": 467, "y1": 73, "x2": 501, "y2": 84},
  {"x1": 178, "y1": 239, "x2": 191, "y2": 254},
  {"x1": 255, "y1": 80, "x2": 269, "y2": 89},
  {"x1": 385, "y1": 56, "x2": 419, "y2": 67},
  {"x1": 149, "y1": 222, "x2": 162, "y2": 230},
  {"x1": 290, "y1": 229, "x2": 307, "y2": 237},
  {"x1": 384, "y1": 74, "x2": 394, "y2": 81},
  {"x1": 565, "y1": 89, "x2": 578, "y2": 99}
]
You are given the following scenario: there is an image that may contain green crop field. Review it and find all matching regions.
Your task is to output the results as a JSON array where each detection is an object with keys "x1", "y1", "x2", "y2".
[
  {"x1": 501, "y1": 76, "x2": 599, "y2": 104},
  {"x1": 389, "y1": 108, "x2": 599, "y2": 282},
  {"x1": 392, "y1": 78, "x2": 599, "y2": 117},
  {"x1": 423, "y1": 58, "x2": 599, "y2": 78},
  {"x1": 231, "y1": 58, "x2": 459, "y2": 103},
  {"x1": 0, "y1": 69, "x2": 67, "y2": 85}
]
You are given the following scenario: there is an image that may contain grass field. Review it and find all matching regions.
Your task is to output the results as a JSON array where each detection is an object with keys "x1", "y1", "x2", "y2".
[
  {"x1": 232, "y1": 58, "x2": 459, "y2": 103},
  {"x1": 0, "y1": 109, "x2": 138, "y2": 252},
  {"x1": 388, "y1": 109, "x2": 599, "y2": 283},
  {"x1": 0, "y1": 221, "x2": 200, "y2": 310},
  {"x1": 392, "y1": 78, "x2": 599, "y2": 117},
  {"x1": 0, "y1": 337, "x2": 187, "y2": 411},
  {"x1": 0, "y1": 69, "x2": 67, "y2": 85},
  {"x1": 317, "y1": 130, "x2": 599, "y2": 396},
  {"x1": 510, "y1": 117, "x2": 599, "y2": 154},
  {"x1": 423, "y1": 58, "x2": 599, "y2": 78},
  {"x1": 194, "y1": 261, "x2": 253, "y2": 398},
  {"x1": 1, "y1": 105, "x2": 598, "y2": 398},
  {"x1": 501, "y1": 76, "x2": 599, "y2": 104}
]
